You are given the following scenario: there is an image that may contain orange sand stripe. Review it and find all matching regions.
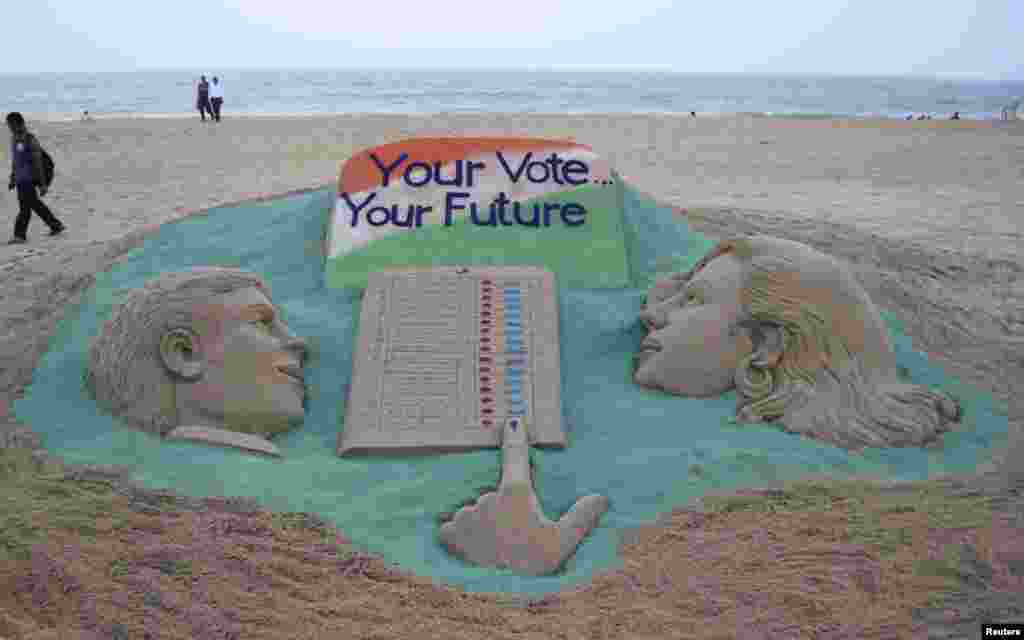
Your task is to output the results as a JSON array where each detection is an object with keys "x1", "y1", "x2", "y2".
[{"x1": 339, "y1": 137, "x2": 591, "y2": 194}]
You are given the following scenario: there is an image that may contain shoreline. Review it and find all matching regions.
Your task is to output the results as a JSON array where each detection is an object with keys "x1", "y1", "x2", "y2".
[{"x1": 27, "y1": 110, "x2": 1012, "y2": 123}]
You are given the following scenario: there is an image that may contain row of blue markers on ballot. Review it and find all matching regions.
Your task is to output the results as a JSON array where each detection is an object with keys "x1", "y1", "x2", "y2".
[{"x1": 502, "y1": 287, "x2": 526, "y2": 418}]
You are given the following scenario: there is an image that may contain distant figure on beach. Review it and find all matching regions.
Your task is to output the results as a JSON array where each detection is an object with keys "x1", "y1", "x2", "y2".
[
  {"x1": 196, "y1": 75, "x2": 213, "y2": 122},
  {"x1": 6, "y1": 112, "x2": 64, "y2": 244},
  {"x1": 81, "y1": 110, "x2": 94, "y2": 122},
  {"x1": 210, "y1": 76, "x2": 224, "y2": 122},
  {"x1": 691, "y1": 111, "x2": 696, "y2": 117},
  {"x1": 1002, "y1": 100, "x2": 1021, "y2": 121},
  {"x1": 951, "y1": 111, "x2": 961, "y2": 120}
]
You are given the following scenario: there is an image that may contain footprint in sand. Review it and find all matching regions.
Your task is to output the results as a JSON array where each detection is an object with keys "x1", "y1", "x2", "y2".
[{"x1": 0, "y1": 247, "x2": 51, "y2": 271}]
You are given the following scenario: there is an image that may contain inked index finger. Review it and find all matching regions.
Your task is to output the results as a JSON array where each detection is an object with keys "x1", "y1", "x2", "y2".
[{"x1": 499, "y1": 417, "x2": 532, "y2": 487}]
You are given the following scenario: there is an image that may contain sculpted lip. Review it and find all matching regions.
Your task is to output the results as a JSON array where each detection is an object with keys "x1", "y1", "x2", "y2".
[
  {"x1": 639, "y1": 337, "x2": 662, "y2": 353},
  {"x1": 634, "y1": 337, "x2": 661, "y2": 370}
]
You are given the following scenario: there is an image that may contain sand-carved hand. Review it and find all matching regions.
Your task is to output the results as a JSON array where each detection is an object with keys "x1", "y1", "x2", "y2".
[{"x1": 438, "y1": 418, "x2": 609, "y2": 575}]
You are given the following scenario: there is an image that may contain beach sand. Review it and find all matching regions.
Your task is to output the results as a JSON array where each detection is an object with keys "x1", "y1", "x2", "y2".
[
  {"x1": 3, "y1": 114, "x2": 1021, "y2": 261},
  {"x1": 1, "y1": 114, "x2": 1022, "y2": 637}
]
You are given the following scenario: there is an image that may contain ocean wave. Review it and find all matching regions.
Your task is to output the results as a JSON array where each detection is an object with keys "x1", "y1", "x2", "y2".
[{"x1": 25, "y1": 109, "x2": 1002, "y2": 122}]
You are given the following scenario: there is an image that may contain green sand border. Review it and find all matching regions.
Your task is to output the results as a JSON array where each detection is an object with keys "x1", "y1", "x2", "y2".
[{"x1": 8, "y1": 176, "x2": 1011, "y2": 599}]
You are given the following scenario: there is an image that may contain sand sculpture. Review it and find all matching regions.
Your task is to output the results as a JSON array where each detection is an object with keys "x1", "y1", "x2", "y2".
[
  {"x1": 344, "y1": 265, "x2": 606, "y2": 574},
  {"x1": 635, "y1": 235, "x2": 961, "y2": 450},
  {"x1": 439, "y1": 417, "x2": 609, "y2": 575},
  {"x1": 86, "y1": 267, "x2": 307, "y2": 457}
]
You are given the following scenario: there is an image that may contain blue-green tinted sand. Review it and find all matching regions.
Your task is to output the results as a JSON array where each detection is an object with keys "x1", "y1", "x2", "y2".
[
  {"x1": 325, "y1": 182, "x2": 631, "y2": 290},
  {"x1": 15, "y1": 181, "x2": 1009, "y2": 597}
]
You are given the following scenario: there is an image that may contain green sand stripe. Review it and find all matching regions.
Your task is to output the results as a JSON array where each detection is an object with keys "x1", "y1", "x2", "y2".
[{"x1": 326, "y1": 183, "x2": 630, "y2": 289}]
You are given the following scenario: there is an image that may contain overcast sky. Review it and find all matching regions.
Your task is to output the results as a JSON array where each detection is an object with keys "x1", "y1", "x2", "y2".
[{"x1": 2, "y1": 0, "x2": 1021, "y2": 78}]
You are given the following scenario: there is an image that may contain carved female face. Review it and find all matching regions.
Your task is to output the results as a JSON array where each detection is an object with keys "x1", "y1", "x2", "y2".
[
  {"x1": 632, "y1": 236, "x2": 960, "y2": 450},
  {"x1": 168, "y1": 287, "x2": 308, "y2": 436},
  {"x1": 634, "y1": 253, "x2": 753, "y2": 397}
]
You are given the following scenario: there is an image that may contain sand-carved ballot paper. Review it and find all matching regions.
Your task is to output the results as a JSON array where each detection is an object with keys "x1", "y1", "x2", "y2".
[{"x1": 339, "y1": 266, "x2": 564, "y2": 456}]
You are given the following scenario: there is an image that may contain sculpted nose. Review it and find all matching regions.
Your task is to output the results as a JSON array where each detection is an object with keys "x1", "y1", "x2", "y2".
[{"x1": 639, "y1": 307, "x2": 667, "y2": 330}]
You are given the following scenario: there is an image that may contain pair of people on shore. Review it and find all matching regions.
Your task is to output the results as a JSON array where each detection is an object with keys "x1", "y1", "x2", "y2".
[
  {"x1": 196, "y1": 75, "x2": 225, "y2": 122},
  {"x1": 6, "y1": 112, "x2": 64, "y2": 244}
]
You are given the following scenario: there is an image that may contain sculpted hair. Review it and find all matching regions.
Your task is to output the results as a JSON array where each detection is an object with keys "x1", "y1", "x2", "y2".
[
  {"x1": 686, "y1": 237, "x2": 960, "y2": 450},
  {"x1": 86, "y1": 267, "x2": 270, "y2": 435}
]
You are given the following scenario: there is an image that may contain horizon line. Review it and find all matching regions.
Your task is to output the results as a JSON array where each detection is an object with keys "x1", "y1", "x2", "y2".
[{"x1": 0, "y1": 67, "x2": 1018, "y2": 82}]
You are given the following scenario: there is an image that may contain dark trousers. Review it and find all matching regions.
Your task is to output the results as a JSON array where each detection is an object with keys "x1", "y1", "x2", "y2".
[
  {"x1": 211, "y1": 97, "x2": 223, "y2": 122},
  {"x1": 197, "y1": 98, "x2": 213, "y2": 120},
  {"x1": 14, "y1": 182, "x2": 63, "y2": 239}
]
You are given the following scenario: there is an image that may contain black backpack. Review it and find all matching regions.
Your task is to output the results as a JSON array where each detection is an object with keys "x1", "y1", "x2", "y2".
[
  {"x1": 28, "y1": 134, "x2": 55, "y2": 188},
  {"x1": 39, "y1": 148, "x2": 55, "y2": 188}
]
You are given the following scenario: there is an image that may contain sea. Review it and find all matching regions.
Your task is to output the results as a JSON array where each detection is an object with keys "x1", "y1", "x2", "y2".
[{"x1": 2, "y1": 69, "x2": 1023, "y2": 121}]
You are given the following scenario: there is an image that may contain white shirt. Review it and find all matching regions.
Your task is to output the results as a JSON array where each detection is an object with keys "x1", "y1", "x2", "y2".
[{"x1": 210, "y1": 82, "x2": 224, "y2": 99}]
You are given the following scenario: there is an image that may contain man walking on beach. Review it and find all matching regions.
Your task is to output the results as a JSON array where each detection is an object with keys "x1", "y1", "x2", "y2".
[
  {"x1": 210, "y1": 76, "x2": 224, "y2": 122},
  {"x1": 197, "y1": 75, "x2": 213, "y2": 121},
  {"x1": 7, "y1": 112, "x2": 64, "y2": 244}
]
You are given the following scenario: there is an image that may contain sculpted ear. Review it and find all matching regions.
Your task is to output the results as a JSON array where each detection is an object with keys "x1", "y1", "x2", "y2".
[
  {"x1": 737, "y1": 318, "x2": 785, "y2": 368},
  {"x1": 160, "y1": 328, "x2": 204, "y2": 381}
]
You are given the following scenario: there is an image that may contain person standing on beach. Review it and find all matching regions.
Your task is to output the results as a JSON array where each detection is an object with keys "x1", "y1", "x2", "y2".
[
  {"x1": 197, "y1": 76, "x2": 213, "y2": 121},
  {"x1": 209, "y1": 76, "x2": 224, "y2": 122},
  {"x1": 6, "y1": 112, "x2": 64, "y2": 244}
]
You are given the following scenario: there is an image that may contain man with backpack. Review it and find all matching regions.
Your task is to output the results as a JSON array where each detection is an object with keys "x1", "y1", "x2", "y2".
[{"x1": 7, "y1": 112, "x2": 64, "y2": 244}]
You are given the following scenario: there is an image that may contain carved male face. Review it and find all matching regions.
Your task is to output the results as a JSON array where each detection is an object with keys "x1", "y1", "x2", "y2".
[
  {"x1": 634, "y1": 253, "x2": 753, "y2": 397},
  {"x1": 163, "y1": 287, "x2": 307, "y2": 436}
]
